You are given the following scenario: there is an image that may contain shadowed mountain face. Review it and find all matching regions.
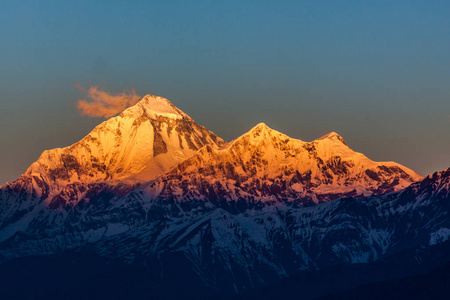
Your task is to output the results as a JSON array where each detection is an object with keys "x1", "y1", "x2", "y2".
[
  {"x1": 0, "y1": 168, "x2": 448, "y2": 299},
  {"x1": 1, "y1": 94, "x2": 443, "y2": 299}
]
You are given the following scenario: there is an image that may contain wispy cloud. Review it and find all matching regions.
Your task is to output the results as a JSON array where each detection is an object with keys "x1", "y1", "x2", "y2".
[{"x1": 76, "y1": 84, "x2": 141, "y2": 118}]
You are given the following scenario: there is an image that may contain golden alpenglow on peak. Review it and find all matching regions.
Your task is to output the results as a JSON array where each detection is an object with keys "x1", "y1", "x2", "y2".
[{"x1": 137, "y1": 94, "x2": 187, "y2": 120}]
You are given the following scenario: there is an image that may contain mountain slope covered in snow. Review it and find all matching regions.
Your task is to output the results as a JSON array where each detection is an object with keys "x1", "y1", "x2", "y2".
[
  {"x1": 147, "y1": 122, "x2": 422, "y2": 204},
  {"x1": 26, "y1": 94, "x2": 226, "y2": 185},
  {"x1": 1, "y1": 167, "x2": 448, "y2": 299}
]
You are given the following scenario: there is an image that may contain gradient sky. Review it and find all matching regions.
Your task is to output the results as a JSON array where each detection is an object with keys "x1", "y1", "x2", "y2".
[{"x1": 1, "y1": 0, "x2": 450, "y2": 184}]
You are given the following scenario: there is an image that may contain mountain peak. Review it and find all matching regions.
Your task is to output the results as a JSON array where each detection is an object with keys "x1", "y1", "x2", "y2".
[
  {"x1": 318, "y1": 131, "x2": 347, "y2": 145},
  {"x1": 136, "y1": 94, "x2": 187, "y2": 120},
  {"x1": 251, "y1": 122, "x2": 271, "y2": 132},
  {"x1": 227, "y1": 122, "x2": 299, "y2": 151},
  {"x1": 243, "y1": 122, "x2": 288, "y2": 141}
]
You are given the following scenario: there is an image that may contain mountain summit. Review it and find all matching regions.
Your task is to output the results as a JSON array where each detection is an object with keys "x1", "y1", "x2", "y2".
[{"x1": 136, "y1": 94, "x2": 189, "y2": 120}]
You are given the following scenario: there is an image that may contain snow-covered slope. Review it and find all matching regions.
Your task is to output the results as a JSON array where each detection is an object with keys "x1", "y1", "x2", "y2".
[
  {"x1": 67, "y1": 167, "x2": 450, "y2": 290},
  {"x1": 26, "y1": 94, "x2": 225, "y2": 186},
  {"x1": 1, "y1": 167, "x2": 448, "y2": 297},
  {"x1": 147, "y1": 123, "x2": 422, "y2": 203}
]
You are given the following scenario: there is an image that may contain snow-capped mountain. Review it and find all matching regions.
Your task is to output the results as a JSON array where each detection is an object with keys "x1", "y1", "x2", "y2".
[
  {"x1": 0, "y1": 95, "x2": 225, "y2": 241},
  {"x1": 0, "y1": 95, "x2": 422, "y2": 243},
  {"x1": 147, "y1": 122, "x2": 422, "y2": 204},
  {"x1": 0, "y1": 95, "x2": 421, "y2": 224},
  {"x1": 26, "y1": 94, "x2": 225, "y2": 186},
  {"x1": 0, "y1": 93, "x2": 441, "y2": 299}
]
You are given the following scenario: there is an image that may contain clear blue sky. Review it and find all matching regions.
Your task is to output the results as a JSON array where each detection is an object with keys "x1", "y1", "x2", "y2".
[{"x1": 1, "y1": 0, "x2": 450, "y2": 184}]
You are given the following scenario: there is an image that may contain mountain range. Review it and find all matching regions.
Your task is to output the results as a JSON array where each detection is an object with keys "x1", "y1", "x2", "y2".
[{"x1": 0, "y1": 94, "x2": 448, "y2": 299}]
